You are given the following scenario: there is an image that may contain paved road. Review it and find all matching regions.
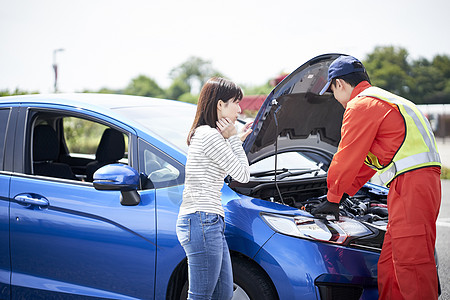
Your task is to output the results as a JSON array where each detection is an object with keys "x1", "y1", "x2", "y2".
[
  {"x1": 437, "y1": 179, "x2": 450, "y2": 299},
  {"x1": 437, "y1": 138, "x2": 450, "y2": 169},
  {"x1": 436, "y1": 139, "x2": 449, "y2": 299}
]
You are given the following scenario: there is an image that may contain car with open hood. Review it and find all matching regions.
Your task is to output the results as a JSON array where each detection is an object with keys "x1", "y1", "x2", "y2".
[{"x1": 1, "y1": 54, "x2": 436, "y2": 300}]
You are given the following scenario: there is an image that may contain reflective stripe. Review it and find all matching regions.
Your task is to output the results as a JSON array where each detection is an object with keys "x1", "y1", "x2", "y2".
[
  {"x1": 403, "y1": 105, "x2": 433, "y2": 148},
  {"x1": 396, "y1": 151, "x2": 441, "y2": 171},
  {"x1": 378, "y1": 152, "x2": 441, "y2": 185},
  {"x1": 378, "y1": 166, "x2": 396, "y2": 186},
  {"x1": 362, "y1": 87, "x2": 438, "y2": 153},
  {"x1": 358, "y1": 87, "x2": 441, "y2": 185}
]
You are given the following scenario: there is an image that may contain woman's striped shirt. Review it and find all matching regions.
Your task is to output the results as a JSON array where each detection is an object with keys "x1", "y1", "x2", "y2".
[{"x1": 179, "y1": 125, "x2": 250, "y2": 217}]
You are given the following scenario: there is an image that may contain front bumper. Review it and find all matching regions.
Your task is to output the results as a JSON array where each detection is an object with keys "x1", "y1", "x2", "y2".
[{"x1": 253, "y1": 232, "x2": 380, "y2": 300}]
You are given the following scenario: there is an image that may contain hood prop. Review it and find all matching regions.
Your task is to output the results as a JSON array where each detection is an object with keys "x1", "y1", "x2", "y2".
[{"x1": 272, "y1": 99, "x2": 285, "y2": 205}]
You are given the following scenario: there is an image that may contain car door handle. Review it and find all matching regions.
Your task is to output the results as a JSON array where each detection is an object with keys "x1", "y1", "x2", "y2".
[{"x1": 14, "y1": 194, "x2": 49, "y2": 207}]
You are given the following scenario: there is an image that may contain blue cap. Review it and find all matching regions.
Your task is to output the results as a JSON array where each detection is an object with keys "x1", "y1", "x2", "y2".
[{"x1": 319, "y1": 55, "x2": 365, "y2": 95}]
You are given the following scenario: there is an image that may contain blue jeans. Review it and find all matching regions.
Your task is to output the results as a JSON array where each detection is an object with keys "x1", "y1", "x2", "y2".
[{"x1": 176, "y1": 212, "x2": 233, "y2": 300}]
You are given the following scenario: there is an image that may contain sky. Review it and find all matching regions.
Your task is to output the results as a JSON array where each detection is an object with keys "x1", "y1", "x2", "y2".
[{"x1": 1, "y1": 0, "x2": 450, "y2": 94}]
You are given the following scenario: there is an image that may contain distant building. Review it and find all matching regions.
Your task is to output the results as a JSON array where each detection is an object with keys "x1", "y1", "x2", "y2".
[
  {"x1": 239, "y1": 94, "x2": 266, "y2": 117},
  {"x1": 239, "y1": 73, "x2": 288, "y2": 117},
  {"x1": 418, "y1": 104, "x2": 450, "y2": 138}
]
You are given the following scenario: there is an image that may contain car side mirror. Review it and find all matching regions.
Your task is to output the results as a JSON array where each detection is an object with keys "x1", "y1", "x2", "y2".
[{"x1": 93, "y1": 164, "x2": 141, "y2": 206}]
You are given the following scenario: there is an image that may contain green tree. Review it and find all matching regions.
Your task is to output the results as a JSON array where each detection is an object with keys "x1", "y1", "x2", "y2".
[
  {"x1": 0, "y1": 88, "x2": 38, "y2": 97},
  {"x1": 165, "y1": 76, "x2": 190, "y2": 100},
  {"x1": 364, "y1": 46, "x2": 412, "y2": 97},
  {"x1": 82, "y1": 87, "x2": 122, "y2": 94},
  {"x1": 428, "y1": 55, "x2": 450, "y2": 103},
  {"x1": 169, "y1": 56, "x2": 223, "y2": 94},
  {"x1": 123, "y1": 75, "x2": 165, "y2": 98},
  {"x1": 409, "y1": 58, "x2": 443, "y2": 104},
  {"x1": 178, "y1": 92, "x2": 198, "y2": 104},
  {"x1": 432, "y1": 55, "x2": 450, "y2": 78},
  {"x1": 241, "y1": 81, "x2": 272, "y2": 96},
  {"x1": 363, "y1": 46, "x2": 450, "y2": 104}
]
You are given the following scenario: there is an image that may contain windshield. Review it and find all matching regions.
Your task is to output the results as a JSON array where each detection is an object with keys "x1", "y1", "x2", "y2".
[
  {"x1": 114, "y1": 103, "x2": 196, "y2": 153},
  {"x1": 250, "y1": 151, "x2": 327, "y2": 179}
]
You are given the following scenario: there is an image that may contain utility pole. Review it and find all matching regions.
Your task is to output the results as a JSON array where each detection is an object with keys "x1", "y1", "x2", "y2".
[{"x1": 53, "y1": 48, "x2": 65, "y2": 93}]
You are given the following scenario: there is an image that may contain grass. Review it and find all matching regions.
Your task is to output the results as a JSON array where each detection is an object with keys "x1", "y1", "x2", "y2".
[{"x1": 442, "y1": 166, "x2": 450, "y2": 180}]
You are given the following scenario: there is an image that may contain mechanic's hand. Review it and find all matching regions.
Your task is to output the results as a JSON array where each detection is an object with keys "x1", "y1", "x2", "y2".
[
  {"x1": 216, "y1": 118, "x2": 237, "y2": 139},
  {"x1": 311, "y1": 200, "x2": 340, "y2": 221}
]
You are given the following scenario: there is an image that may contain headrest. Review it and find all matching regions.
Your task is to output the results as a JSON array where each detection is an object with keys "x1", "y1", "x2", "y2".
[
  {"x1": 96, "y1": 128, "x2": 125, "y2": 162},
  {"x1": 33, "y1": 125, "x2": 59, "y2": 161}
]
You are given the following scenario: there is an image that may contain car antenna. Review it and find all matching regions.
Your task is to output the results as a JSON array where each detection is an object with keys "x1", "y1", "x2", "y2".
[{"x1": 272, "y1": 99, "x2": 285, "y2": 205}]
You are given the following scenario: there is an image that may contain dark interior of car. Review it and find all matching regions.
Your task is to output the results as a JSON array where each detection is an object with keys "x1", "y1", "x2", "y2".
[{"x1": 30, "y1": 113, "x2": 126, "y2": 182}]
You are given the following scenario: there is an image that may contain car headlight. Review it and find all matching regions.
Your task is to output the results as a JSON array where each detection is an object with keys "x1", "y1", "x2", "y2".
[{"x1": 260, "y1": 213, "x2": 373, "y2": 245}]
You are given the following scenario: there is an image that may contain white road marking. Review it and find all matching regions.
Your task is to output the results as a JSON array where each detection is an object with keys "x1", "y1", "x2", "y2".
[{"x1": 437, "y1": 220, "x2": 450, "y2": 228}]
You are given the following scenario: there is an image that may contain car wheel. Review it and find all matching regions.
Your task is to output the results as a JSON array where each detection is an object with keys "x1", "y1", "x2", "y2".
[
  {"x1": 232, "y1": 282, "x2": 251, "y2": 300},
  {"x1": 179, "y1": 281, "x2": 188, "y2": 300},
  {"x1": 177, "y1": 257, "x2": 278, "y2": 300},
  {"x1": 232, "y1": 257, "x2": 278, "y2": 300},
  {"x1": 178, "y1": 279, "x2": 253, "y2": 300}
]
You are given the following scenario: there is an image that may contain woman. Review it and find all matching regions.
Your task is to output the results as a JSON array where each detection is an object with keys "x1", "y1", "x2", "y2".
[{"x1": 176, "y1": 77, "x2": 252, "y2": 300}]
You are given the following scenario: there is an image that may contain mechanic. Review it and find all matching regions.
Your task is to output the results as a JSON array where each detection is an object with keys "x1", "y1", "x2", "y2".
[{"x1": 312, "y1": 55, "x2": 442, "y2": 299}]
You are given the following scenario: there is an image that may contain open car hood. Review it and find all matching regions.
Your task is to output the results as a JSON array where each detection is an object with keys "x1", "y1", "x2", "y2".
[{"x1": 244, "y1": 53, "x2": 346, "y2": 164}]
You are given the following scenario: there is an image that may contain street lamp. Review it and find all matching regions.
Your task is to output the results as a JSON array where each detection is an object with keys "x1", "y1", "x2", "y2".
[{"x1": 52, "y1": 48, "x2": 65, "y2": 93}]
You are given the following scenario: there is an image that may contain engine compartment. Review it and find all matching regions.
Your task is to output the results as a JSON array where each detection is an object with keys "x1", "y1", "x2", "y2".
[{"x1": 230, "y1": 177, "x2": 389, "y2": 228}]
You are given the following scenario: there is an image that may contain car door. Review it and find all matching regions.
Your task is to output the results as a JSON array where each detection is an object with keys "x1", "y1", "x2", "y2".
[
  {"x1": 136, "y1": 137, "x2": 187, "y2": 298},
  {"x1": 9, "y1": 105, "x2": 157, "y2": 299},
  {"x1": 0, "y1": 106, "x2": 16, "y2": 299}
]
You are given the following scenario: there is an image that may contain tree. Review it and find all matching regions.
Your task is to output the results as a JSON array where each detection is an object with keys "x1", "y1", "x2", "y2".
[
  {"x1": 82, "y1": 87, "x2": 122, "y2": 94},
  {"x1": 0, "y1": 88, "x2": 38, "y2": 97},
  {"x1": 178, "y1": 92, "x2": 198, "y2": 104},
  {"x1": 364, "y1": 46, "x2": 412, "y2": 97},
  {"x1": 241, "y1": 81, "x2": 272, "y2": 96},
  {"x1": 97, "y1": 87, "x2": 122, "y2": 94},
  {"x1": 165, "y1": 76, "x2": 190, "y2": 100},
  {"x1": 429, "y1": 55, "x2": 450, "y2": 103},
  {"x1": 409, "y1": 58, "x2": 443, "y2": 104},
  {"x1": 169, "y1": 56, "x2": 223, "y2": 94},
  {"x1": 363, "y1": 47, "x2": 450, "y2": 104},
  {"x1": 123, "y1": 75, "x2": 165, "y2": 98},
  {"x1": 432, "y1": 55, "x2": 450, "y2": 78}
]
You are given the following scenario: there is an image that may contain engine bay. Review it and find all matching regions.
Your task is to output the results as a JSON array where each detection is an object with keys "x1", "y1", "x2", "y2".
[{"x1": 230, "y1": 177, "x2": 389, "y2": 228}]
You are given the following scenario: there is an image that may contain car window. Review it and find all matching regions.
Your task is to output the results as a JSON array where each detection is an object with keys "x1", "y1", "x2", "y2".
[
  {"x1": 250, "y1": 151, "x2": 328, "y2": 178},
  {"x1": 63, "y1": 117, "x2": 129, "y2": 163},
  {"x1": 138, "y1": 138, "x2": 184, "y2": 189},
  {"x1": 115, "y1": 103, "x2": 196, "y2": 153},
  {"x1": 29, "y1": 111, "x2": 130, "y2": 182},
  {"x1": 0, "y1": 109, "x2": 11, "y2": 170}
]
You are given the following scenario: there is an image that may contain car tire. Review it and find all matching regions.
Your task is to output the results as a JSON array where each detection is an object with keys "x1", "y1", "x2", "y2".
[
  {"x1": 232, "y1": 257, "x2": 278, "y2": 300},
  {"x1": 177, "y1": 257, "x2": 278, "y2": 300}
]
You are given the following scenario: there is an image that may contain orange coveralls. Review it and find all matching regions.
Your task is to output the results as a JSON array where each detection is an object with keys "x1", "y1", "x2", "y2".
[{"x1": 327, "y1": 81, "x2": 441, "y2": 299}]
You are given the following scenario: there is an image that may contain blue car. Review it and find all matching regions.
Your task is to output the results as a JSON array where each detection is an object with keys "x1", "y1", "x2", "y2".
[{"x1": 1, "y1": 54, "x2": 393, "y2": 300}]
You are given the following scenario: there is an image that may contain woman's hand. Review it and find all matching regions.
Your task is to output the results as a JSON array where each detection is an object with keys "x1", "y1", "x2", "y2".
[
  {"x1": 216, "y1": 118, "x2": 237, "y2": 139},
  {"x1": 239, "y1": 121, "x2": 253, "y2": 142}
]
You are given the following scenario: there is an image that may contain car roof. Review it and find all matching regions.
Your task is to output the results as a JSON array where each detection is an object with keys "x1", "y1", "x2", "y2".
[
  {"x1": 1, "y1": 93, "x2": 194, "y2": 160},
  {"x1": 0, "y1": 93, "x2": 187, "y2": 111}
]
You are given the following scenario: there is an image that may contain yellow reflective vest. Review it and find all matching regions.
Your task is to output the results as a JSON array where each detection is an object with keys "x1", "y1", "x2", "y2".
[{"x1": 358, "y1": 87, "x2": 441, "y2": 186}]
